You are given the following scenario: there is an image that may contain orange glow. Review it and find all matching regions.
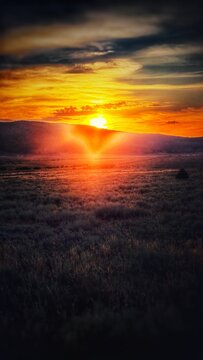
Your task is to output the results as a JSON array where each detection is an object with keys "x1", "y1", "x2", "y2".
[
  {"x1": 0, "y1": 9, "x2": 203, "y2": 138},
  {"x1": 0, "y1": 64, "x2": 203, "y2": 136},
  {"x1": 70, "y1": 125, "x2": 123, "y2": 155}
]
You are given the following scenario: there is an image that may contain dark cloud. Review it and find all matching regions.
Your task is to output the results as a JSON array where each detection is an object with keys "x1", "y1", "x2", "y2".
[
  {"x1": 66, "y1": 65, "x2": 94, "y2": 74},
  {"x1": 54, "y1": 102, "x2": 126, "y2": 117},
  {"x1": 166, "y1": 121, "x2": 179, "y2": 125},
  {"x1": 119, "y1": 75, "x2": 203, "y2": 86},
  {"x1": 142, "y1": 63, "x2": 203, "y2": 75},
  {"x1": 0, "y1": 47, "x2": 114, "y2": 69},
  {"x1": 0, "y1": 0, "x2": 203, "y2": 91},
  {"x1": 1, "y1": 1, "x2": 203, "y2": 36}
]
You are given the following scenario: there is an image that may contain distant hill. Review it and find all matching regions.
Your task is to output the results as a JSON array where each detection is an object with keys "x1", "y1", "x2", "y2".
[{"x1": 0, "y1": 121, "x2": 202, "y2": 155}]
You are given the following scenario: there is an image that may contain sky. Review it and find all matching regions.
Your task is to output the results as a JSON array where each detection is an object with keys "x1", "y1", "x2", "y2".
[{"x1": 0, "y1": 0, "x2": 203, "y2": 136}]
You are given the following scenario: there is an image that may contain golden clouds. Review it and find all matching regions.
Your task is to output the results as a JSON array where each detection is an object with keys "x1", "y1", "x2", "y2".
[
  {"x1": 0, "y1": 59, "x2": 141, "y2": 120},
  {"x1": 0, "y1": 57, "x2": 203, "y2": 136}
]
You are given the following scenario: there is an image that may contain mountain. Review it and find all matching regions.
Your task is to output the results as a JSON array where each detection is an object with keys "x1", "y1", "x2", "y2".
[{"x1": 0, "y1": 121, "x2": 202, "y2": 155}]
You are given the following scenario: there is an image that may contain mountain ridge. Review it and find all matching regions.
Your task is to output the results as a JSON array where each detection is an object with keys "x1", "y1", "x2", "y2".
[{"x1": 0, "y1": 121, "x2": 203, "y2": 155}]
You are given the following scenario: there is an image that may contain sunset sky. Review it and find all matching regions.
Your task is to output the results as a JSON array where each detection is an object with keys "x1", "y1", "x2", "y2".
[{"x1": 1, "y1": 0, "x2": 203, "y2": 136}]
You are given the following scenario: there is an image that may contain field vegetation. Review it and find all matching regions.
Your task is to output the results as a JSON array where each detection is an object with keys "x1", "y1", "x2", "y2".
[{"x1": 0, "y1": 154, "x2": 202, "y2": 359}]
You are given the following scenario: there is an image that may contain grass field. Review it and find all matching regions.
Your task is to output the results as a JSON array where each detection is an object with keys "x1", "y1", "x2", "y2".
[{"x1": 0, "y1": 154, "x2": 202, "y2": 359}]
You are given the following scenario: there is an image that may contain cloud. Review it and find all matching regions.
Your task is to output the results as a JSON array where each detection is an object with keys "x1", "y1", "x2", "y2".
[
  {"x1": 53, "y1": 102, "x2": 127, "y2": 118},
  {"x1": 66, "y1": 65, "x2": 94, "y2": 74},
  {"x1": 0, "y1": 12, "x2": 161, "y2": 56},
  {"x1": 134, "y1": 44, "x2": 203, "y2": 65},
  {"x1": 119, "y1": 72, "x2": 203, "y2": 86},
  {"x1": 113, "y1": 44, "x2": 203, "y2": 87},
  {"x1": 1, "y1": 1, "x2": 202, "y2": 27},
  {"x1": 1, "y1": 1, "x2": 203, "y2": 136},
  {"x1": 166, "y1": 121, "x2": 179, "y2": 124}
]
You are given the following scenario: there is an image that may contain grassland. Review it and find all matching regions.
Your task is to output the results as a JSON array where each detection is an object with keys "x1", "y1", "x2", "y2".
[{"x1": 0, "y1": 154, "x2": 202, "y2": 359}]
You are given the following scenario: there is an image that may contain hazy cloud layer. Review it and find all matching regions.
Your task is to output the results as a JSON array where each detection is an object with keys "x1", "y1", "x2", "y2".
[{"x1": 1, "y1": 1, "x2": 202, "y2": 77}]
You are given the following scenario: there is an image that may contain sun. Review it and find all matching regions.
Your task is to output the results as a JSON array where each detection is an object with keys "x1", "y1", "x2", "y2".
[{"x1": 89, "y1": 115, "x2": 107, "y2": 129}]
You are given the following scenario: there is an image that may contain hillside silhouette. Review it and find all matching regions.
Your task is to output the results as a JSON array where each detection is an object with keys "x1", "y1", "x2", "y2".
[{"x1": 0, "y1": 121, "x2": 203, "y2": 155}]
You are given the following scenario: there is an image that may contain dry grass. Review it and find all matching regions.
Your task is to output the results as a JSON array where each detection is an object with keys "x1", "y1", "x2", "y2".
[{"x1": 0, "y1": 154, "x2": 203, "y2": 360}]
